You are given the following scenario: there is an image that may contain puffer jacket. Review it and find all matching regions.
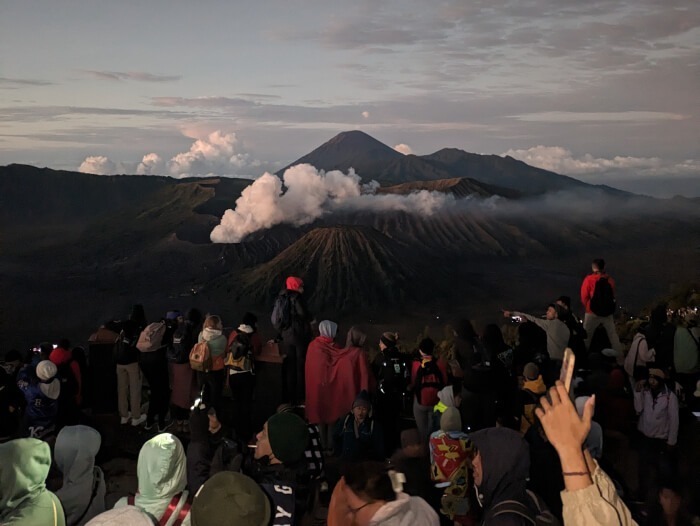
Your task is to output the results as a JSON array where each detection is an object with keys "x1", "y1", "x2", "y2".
[{"x1": 369, "y1": 492, "x2": 439, "y2": 525}]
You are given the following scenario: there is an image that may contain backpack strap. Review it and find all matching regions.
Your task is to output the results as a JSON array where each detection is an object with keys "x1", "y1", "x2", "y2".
[
  {"x1": 489, "y1": 499, "x2": 536, "y2": 525},
  {"x1": 172, "y1": 498, "x2": 191, "y2": 526},
  {"x1": 128, "y1": 494, "x2": 135, "y2": 506},
  {"x1": 159, "y1": 493, "x2": 184, "y2": 525}
]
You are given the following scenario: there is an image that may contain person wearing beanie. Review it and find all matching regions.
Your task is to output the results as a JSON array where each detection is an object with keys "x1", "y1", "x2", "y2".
[
  {"x1": 17, "y1": 359, "x2": 61, "y2": 438},
  {"x1": 85, "y1": 507, "x2": 156, "y2": 525},
  {"x1": 225, "y1": 313, "x2": 262, "y2": 442},
  {"x1": 372, "y1": 330, "x2": 409, "y2": 455},
  {"x1": 0, "y1": 438, "x2": 66, "y2": 525},
  {"x1": 519, "y1": 362, "x2": 547, "y2": 435},
  {"x1": 410, "y1": 337, "x2": 448, "y2": 443},
  {"x1": 113, "y1": 433, "x2": 191, "y2": 525},
  {"x1": 431, "y1": 384, "x2": 462, "y2": 434},
  {"x1": 190, "y1": 472, "x2": 270, "y2": 526},
  {"x1": 273, "y1": 276, "x2": 313, "y2": 405},
  {"x1": 333, "y1": 390, "x2": 385, "y2": 462},
  {"x1": 55, "y1": 425, "x2": 106, "y2": 525},
  {"x1": 428, "y1": 408, "x2": 472, "y2": 522}
]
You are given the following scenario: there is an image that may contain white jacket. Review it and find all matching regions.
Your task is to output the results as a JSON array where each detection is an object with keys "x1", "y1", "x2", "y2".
[
  {"x1": 634, "y1": 385, "x2": 679, "y2": 445},
  {"x1": 369, "y1": 493, "x2": 439, "y2": 526}
]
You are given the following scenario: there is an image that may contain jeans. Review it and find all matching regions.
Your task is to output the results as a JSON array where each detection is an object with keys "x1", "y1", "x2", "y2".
[
  {"x1": 116, "y1": 362, "x2": 142, "y2": 419},
  {"x1": 413, "y1": 398, "x2": 434, "y2": 443},
  {"x1": 583, "y1": 313, "x2": 622, "y2": 352}
]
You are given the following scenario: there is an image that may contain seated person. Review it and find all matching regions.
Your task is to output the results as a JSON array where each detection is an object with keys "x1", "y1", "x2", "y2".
[
  {"x1": 17, "y1": 360, "x2": 60, "y2": 439},
  {"x1": 55, "y1": 425, "x2": 106, "y2": 525},
  {"x1": 333, "y1": 390, "x2": 384, "y2": 462},
  {"x1": 113, "y1": 433, "x2": 191, "y2": 524},
  {"x1": 0, "y1": 438, "x2": 66, "y2": 525}
]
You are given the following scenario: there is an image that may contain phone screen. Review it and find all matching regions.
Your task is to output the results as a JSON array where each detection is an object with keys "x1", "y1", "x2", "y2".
[{"x1": 559, "y1": 347, "x2": 575, "y2": 392}]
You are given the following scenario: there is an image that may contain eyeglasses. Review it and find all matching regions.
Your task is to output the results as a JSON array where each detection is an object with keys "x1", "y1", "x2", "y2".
[{"x1": 347, "y1": 501, "x2": 373, "y2": 517}]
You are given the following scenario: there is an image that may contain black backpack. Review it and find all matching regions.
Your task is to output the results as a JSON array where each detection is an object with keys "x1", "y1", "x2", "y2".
[
  {"x1": 590, "y1": 276, "x2": 616, "y2": 317},
  {"x1": 377, "y1": 349, "x2": 409, "y2": 397},
  {"x1": 56, "y1": 360, "x2": 79, "y2": 401},
  {"x1": 271, "y1": 292, "x2": 293, "y2": 332},
  {"x1": 115, "y1": 328, "x2": 139, "y2": 364},
  {"x1": 169, "y1": 320, "x2": 196, "y2": 364},
  {"x1": 413, "y1": 358, "x2": 445, "y2": 406}
]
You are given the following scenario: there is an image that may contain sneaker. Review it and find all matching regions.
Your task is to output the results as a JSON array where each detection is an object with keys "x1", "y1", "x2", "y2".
[
  {"x1": 120, "y1": 415, "x2": 131, "y2": 425},
  {"x1": 158, "y1": 419, "x2": 174, "y2": 433},
  {"x1": 144, "y1": 420, "x2": 156, "y2": 431},
  {"x1": 131, "y1": 415, "x2": 147, "y2": 427}
]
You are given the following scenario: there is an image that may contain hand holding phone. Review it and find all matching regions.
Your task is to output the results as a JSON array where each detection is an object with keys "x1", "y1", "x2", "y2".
[{"x1": 559, "y1": 348, "x2": 575, "y2": 393}]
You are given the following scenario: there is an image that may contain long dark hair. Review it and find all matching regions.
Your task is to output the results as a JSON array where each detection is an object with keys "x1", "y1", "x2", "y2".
[{"x1": 343, "y1": 461, "x2": 396, "y2": 503}]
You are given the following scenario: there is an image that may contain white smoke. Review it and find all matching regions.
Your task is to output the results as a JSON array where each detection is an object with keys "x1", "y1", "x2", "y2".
[
  {"x1": 361, "y1": 111, "x2": 370, "y2": 119},
  {"x1": 78, "y1": 156, "x2": 119, "y2": 175},
  {"x1": 393, "y1": 143, "x2": 413, "y2": 155},
  {"x1": 210, "y1": 164, "x2": 453, "y2": 243}
]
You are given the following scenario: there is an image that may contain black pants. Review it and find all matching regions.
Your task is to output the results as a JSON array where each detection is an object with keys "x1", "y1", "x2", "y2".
[
  {"x1": 229, "y1": 371, "x2": 255, "y2": 442},
  {"x1": 197, "y1": 370, "x2": 226, "y2": 416},
  {"x1": 140, "y1": 351, "x2": 170, "y2": 426},
  {"x1": 281, "y1": 340, "x2": 306, "y2": 405}
]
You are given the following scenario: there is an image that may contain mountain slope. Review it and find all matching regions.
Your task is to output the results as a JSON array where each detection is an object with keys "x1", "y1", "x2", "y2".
[
  {"x1": 214, "y1": 226, "x2": 419, "y2": 313},
  {"x1": 379, "y1": 176, "x2": 522, "y2": 199}
]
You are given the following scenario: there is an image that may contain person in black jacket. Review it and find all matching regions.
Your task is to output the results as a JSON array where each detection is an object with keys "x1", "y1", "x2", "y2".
[
  {"x1": 274, "y1": 277, "x2": 313, "y2": 405},
  {"x1": 114, "y1": 304, "x2": 147, "y2": 427}
]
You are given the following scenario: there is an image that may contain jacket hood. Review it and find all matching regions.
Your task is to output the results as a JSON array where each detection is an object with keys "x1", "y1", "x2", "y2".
[
  {"x1": 369, "y1": 492, "x2": 438, "y2": 525},
  {"x1": 470, "y1": 427, "x2": 530, "y2": 510},
  {"x1": 346, "y1": 326, "x2": 367, "y2": 348},
  {"x1": 0, "y1": 438, "x2": 51, "y2": 515},
  {"x1": 137, "y1": 433, "x2": 187, "y2": 500},
  {"x1": 201, "y1": 327, "x2": 223, "y2": 342},
  {"x1": 437, "y1": 385, "x2": 456, "y2": 407},
  {"x1": 522, "y1": 376, "x2": 546, "y2": 396},
  {"x1": 55, "y1": 425, "x2": 105, "y2": 523},
  {"x1": 319, "y1": 320, "x2": 338, "y2": 339}
]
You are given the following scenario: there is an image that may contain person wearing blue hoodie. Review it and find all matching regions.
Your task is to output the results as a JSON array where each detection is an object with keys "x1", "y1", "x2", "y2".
[{"x1": 55, "y1": 425, "x2": 106, "y2": 525}]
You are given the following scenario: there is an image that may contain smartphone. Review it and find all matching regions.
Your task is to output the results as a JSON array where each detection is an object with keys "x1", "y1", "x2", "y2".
[{"x1": 559, "y1": 347, "x2": 575, "y2": 392}]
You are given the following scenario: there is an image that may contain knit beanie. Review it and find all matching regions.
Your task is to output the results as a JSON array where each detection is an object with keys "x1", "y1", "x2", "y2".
[
  {"x1": 286, "y1": 276, "x2": 304, "y2": 292},
  {"x1": 440, "y1": 407, "x2": 462, "y2": 432},
  {"x1": 267, "y1": 412, "x2": 309, "y2": 464},
  {"x1": 86, "y1": 507, "x2": 156, "y2": 525},
  {"x1": 523, "y1": 363, "x2": 539, "y2": 381},
  {"x1": 380, "y1": 332, "x2": 398, "y2": 347},
  {"x1": 191, "y1": 472, "x2": 271, "y2": 526},
  {"x1": 352, "y1": 390, "x2": 372, "y2": 410}
]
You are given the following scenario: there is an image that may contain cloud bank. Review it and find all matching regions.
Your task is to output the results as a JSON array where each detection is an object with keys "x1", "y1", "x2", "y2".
[
  {"x1": 393, "y1": 143, "x2": 413, "y2": 155},
  {"x1": 77, "y1": 130, "x2": 259, "y2": 177},
  {"x1": 210, "y1": 164, "x2": 453, "y2": 243}
]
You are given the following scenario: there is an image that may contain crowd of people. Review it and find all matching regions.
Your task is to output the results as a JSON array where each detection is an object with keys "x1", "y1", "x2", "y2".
[{"x1": 0, "y1": 260, "x2": 698, "y2": 525}]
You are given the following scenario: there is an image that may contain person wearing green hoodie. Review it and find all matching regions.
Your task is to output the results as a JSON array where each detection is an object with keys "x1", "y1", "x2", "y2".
[
  {"x1": 113, "y1": 433, "x2": 191, "y2": 525},
  {"x1": 55, "y1": 425, "x2": 106, "y2": 526},
  {"x1": 0, "y1": 437, "x2": 66, "y2": 526}
]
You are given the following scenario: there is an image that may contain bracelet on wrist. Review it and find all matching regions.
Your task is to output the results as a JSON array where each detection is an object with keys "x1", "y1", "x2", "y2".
[{"x1": 562, "y1": 471, "x2": 589, "y2": 477}]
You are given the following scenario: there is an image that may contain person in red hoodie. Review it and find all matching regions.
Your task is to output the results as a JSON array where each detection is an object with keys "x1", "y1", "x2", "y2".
[
  {"x1": 580, "y1": 258, "x2": 622, "y2": 352},
  {"x1": 305, "y1": 320, "x2": 373, "y2": 451},
  {"x1": 410, "y1": 338, "x2": 448, "y2": 443},
  {"x1": 49, "y1": 338, "x2": 82, "y2": 426}
]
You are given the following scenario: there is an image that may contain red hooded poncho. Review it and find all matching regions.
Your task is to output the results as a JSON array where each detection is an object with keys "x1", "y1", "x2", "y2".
[{"x1": 305, "y1": 336, "x2": 373, "y2": 424}]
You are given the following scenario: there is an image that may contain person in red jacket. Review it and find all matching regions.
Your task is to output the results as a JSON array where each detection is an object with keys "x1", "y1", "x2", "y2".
[
  {"x1": 410, "y1": 338, "x2": 448, "y2": 443},
  {"x1": 580, "y1": 258, "x2": 622, "y2": 352},
  {"x1": 49, "y1": 339, "x2": 82, "y2": 427},
  {"x1": 305, "y1": 321, "x2": 374, "y2": 451}
]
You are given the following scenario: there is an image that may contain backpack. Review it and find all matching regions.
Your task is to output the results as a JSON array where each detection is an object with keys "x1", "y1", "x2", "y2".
[
  {"x1": 169, "y1": 321, "x2": 196, "y2": 364},
  {"x1": 225, "y1": 332, "x2": 253, "y2": 372},
  {"x1": 377, "y1": 350, "x2": 409, "y2": 397},
  {"x1": 589, "y1": 276, "x2": 616, "y2": 317},
  {"x1": 189, "y1": 341, "x2": 212, "y2": 372},
  {"x1": 127, "y1": 493, "x2": 190, "y2": 526},
  {"x1": 486, "y1": 490, "x2": 561, "y2": 526},
  {"x1": 271, "y1": 292, "x2": 293, "y2": 332},
  {"x1": 115, "y1": 328, "x2": 140, "y2": 364},
  {"x1": 414, "y1": 359, "x2": 445, "y2": 406},
  {"x1": 136, "y1": 321, "x2": 167, "y2": 352}
]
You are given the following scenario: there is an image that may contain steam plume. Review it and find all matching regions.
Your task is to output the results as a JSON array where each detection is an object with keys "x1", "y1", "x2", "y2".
[{"x1": 210, "y1": 164, "x2": 453, "y2": 243}]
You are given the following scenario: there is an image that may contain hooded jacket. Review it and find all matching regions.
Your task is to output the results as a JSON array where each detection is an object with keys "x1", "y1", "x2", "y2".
[
  {"x1": 634, "y1": 384, "x2": 679, "y2": 445},
  {"x1": 0, "y1": 438, "x2": 66, "y2": 525},
  {"x1": 55, "y1": 426, "x2": 106, "y2": 525},
  {"x1": 580, "y1": 272, "x2": 616, "y2": 314},
  {"x1": 114, "y1": 433, "x2": 190, "y2": 525},
  {"x1": 305, "y1": 335, "x2": 373, "y2": 424},
  {"x1": 470, "y1": 427, "x2": 534, "y2": 525},
  {"x1": 433, "y1": 385, "x2": 457, "y2": 415}
]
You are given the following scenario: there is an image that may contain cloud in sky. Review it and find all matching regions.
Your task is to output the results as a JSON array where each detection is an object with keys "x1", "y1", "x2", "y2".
[
  {"x1": 82, "y1": 70, "x2": 181, "y2": 82},
  {"x1": 502, "y1": 145, "x2": 700, "y2": 178},
  {"x1": 393, "y1": 143, "x2": 413, "y2": 155},
  {"x1": 0, "y1": 76, "x2": 53, "y2": 88},
  {"x1": 76, "y1": 131, "x2": 260, "y2": 178}
]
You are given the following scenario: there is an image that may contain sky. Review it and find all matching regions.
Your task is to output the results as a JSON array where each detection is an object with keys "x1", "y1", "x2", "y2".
[{"x1": 1, "y1": 0, "x2": 699, "y2": 197}]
